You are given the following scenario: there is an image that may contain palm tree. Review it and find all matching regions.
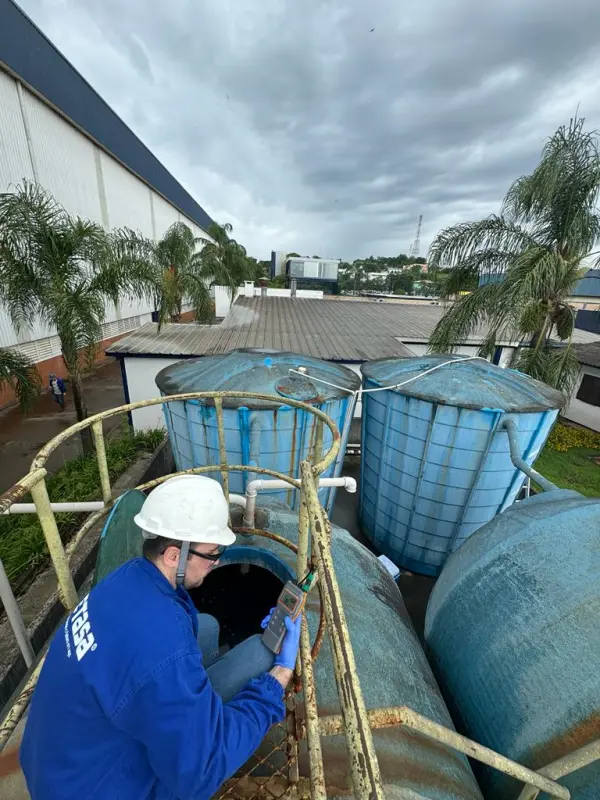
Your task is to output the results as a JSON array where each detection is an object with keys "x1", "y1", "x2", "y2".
[
  {"x1": 151, "y1": 222, "x2": 211, "y2": 326},
  {"x1": 0, "y1": 347, "x2": 41, "y2": 410},
  {"x1": 0, "y1": 182, "x2": 154, "y2": 451},
  {"x1": 428, "y1": 118, "x2": 600, "y2": 394},
  {"x1": 127, "y1": 220, "x2": 253, "y2": 329},
  {"x1": 198, "y1": 221, "x2": 254, "y2": 297}
]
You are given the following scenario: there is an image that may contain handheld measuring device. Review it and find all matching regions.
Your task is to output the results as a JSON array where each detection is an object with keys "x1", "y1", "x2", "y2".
[{"x1": 262, "y1": 567, "x2": 316, "y2": 654}]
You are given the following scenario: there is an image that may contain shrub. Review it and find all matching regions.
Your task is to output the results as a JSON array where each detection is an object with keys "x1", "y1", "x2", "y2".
[
  {"x1": 0, "y1": 428, "x2": 165, "y2": 587},
  {"x1": 546, "y1": 421, "x2": 600, "y2": 452}
]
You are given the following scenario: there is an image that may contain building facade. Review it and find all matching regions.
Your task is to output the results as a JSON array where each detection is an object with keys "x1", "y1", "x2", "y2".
[{"x1": 0, "y1": 0, "x2": 214, "y2": 408}]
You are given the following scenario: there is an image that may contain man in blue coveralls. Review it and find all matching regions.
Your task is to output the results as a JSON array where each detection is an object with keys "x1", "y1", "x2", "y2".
[{"x1": 20, "y1": 474, "x2": 301, "y2": 800}]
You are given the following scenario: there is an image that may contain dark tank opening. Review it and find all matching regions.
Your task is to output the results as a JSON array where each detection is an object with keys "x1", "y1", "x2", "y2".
[{"x1": 188, "y1": 564, "x2": 284, "y2": 649}]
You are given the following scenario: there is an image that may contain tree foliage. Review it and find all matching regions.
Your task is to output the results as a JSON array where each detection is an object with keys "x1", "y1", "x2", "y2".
[
  {"x1": 338, "y1": 254, "x2": 432, "y2": 295},
  {"x1": 0, "y1": 347, "x2": 41, "y2": 411},
  {"x1": 198, "y1": 221, "x2": 257, "y2": 297},
  {"x1": 109, "y1": 220, "x2": 257, "y2": 329},
  {"x1": 0, "y1": 182, "x2": 154, "y2": 448},
  {"x1": 428, "y1": 118, "x2": 599, "y2": 394}
]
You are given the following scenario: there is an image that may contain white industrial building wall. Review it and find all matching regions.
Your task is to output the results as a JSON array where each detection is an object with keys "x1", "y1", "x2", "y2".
[
  {"x1": 564, "y1": 364, "x2": 600, "y2": 432},
  {"x1": 0, "y1": 71, "x2": 34, "y2": 190},
  {"x1": 152, "y1": 192, "x2": 181, "y2": 239},
  {"x1": 22, "y1": 89, "x2": 104, "y2": 223},
  {"x1": 0, "y1": 67, "x2": 213, "y2": 358},
  {"x1": 340, "y1": 363, "x2": 364, "y2": 419},
  {"x1": 122, "y1": 356, "x2": 179, "y2": 431}
]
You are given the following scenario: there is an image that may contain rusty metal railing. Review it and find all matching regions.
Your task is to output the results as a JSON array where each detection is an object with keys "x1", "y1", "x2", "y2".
[{"x1": 0, "y1": 391, "x2": 596, "y2": 799}]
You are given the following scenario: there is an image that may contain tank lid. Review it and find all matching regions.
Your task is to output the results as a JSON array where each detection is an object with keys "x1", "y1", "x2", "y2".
[
  {"x1": 155, "y1": 348, "x2": 360, "y2": 408},
  {"x1": 360, "y1": 355, "x2": 564, "y2": 412}
]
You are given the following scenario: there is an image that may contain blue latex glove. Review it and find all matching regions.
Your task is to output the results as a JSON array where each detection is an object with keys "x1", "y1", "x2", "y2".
[
  {"x1": 274, "y1": 614, "x2": 302, "y2": 670},
  {"x1": 261, "y1": 608, "x2": 275, "y2": 630}
]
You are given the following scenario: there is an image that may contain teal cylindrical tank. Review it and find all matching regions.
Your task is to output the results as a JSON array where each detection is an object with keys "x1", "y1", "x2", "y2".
[
  {"x1": 425, "y1": 490, "x2": 600, "y2": 799},
  {"x1": 155, "y1": 349, "x2": 359, "y2": 512},
  {"x1": 359, "y1": 355, "x2": 562, "y2": 576}
]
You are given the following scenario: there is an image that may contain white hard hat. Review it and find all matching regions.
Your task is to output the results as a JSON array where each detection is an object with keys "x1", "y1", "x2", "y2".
[{"x1": 134, "y1": 475, "x2": 236, "y2": 546}]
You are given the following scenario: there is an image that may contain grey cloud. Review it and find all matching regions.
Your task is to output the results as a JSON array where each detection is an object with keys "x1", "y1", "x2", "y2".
[{"x1": 16, "y1": 0, "x2": 600, "y2": 259}]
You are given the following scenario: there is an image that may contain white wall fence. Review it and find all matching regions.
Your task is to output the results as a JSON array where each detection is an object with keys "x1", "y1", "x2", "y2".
[
  {"x1": 212, "y1": 283, "x2": 324, "y2": 318},
  {"x1": 564, "y1": 364, "x2": 600, "y2": 432}
]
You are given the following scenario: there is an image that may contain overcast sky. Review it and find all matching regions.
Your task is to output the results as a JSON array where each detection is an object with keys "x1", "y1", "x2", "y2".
[{"x1": 17, "y1": 0, "x2": 600, "y2": 260}]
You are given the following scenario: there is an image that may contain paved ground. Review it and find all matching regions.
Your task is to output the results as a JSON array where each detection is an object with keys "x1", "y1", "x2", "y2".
[{"x1": 0, "y1": 361, "x2": 126, "y2": 495}]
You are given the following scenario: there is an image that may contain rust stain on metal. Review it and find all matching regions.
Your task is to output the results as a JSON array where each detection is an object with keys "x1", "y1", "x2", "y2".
[
  {"x1": 315, "y1": 541, "x2": 383, "y2": 796},
  {"x1": 374, "y1": 732, "x2": 483, "y2": 798},
  {"x1": 288, "y1": 410, "x2": 297, "y2": 507},
  {"x1": 0, "y1": 482, "x2": 30, "y2": 514},
  {"x1": 315, "y1": 711, "x2": 494, "y2": 799},
  {"x1": 0, "y1": 468, "x2": 47, "y2": 514},
  {"x1": 528, "y1": 711, "x2": 600, "y2": 771}
]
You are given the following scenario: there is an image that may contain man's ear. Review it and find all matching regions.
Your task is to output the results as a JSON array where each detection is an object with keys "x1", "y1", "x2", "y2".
[{"x1": 162, "y1": 545, "x2": 181, "y2": 569}]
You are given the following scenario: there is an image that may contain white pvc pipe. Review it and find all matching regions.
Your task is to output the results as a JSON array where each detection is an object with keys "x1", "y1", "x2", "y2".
[
  {"x1": 4, "y1": 497, "x2": 248, "y2": 516},
  {"x1": 229, "y1": 494, "x2": 247, "y2": 509},
  {"x1": 2, "y1": 501, "x2": 105, "y2": 515},
  {"x1": 242, "y1": 477, "x2": 357, "y2": 528}
]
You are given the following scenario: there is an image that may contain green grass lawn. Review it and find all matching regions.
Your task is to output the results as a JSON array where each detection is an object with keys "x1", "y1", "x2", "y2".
[{"x1": 534, "y1": 445, "x2": 600, "y2": 497}]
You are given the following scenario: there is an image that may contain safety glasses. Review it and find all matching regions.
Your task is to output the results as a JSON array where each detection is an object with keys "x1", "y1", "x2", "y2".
[{"x1": 187, "y1": 545, "x2": 227, "y2": 563}]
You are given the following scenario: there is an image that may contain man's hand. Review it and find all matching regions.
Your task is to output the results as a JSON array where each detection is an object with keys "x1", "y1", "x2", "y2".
[
  {"x1": 274, "y1": 615, "x2": 302, "y2": 670},
  {"x1": 263, "y1": 610, "x2": 302, "y2": 689}
]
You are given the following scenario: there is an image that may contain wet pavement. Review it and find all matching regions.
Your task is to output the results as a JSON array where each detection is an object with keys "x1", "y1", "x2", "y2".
[{"x1": 0, "y1": 361, "x2": 126, "y2": 494}]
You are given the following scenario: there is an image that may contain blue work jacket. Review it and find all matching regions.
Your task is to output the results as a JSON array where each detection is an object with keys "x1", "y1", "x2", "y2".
[{"x1": 20, "y1": 558, "x2": 284, "y2": 799}]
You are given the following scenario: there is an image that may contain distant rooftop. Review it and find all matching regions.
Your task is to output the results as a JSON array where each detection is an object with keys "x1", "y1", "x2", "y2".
[
  {"x1": 108, "y1": 297, "x2": 420, "y2": 361},
  {"x1": 574, "y1": 342, "x2": 600, "y2": 369},
  {"x1": 224, "y1": 297, "x2": 508, "y2": 346},
  {"x1": 106, "y1": 296, "x2": 600, "y2": 362}
]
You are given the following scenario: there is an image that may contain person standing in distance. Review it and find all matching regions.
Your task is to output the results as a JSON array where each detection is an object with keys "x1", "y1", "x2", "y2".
[
  {"x1": 21, "y1": 474, "x2": 301, "y2": 800},
  {"x1": 48, "y1": 372, "x2": 67, "y2": 410}
]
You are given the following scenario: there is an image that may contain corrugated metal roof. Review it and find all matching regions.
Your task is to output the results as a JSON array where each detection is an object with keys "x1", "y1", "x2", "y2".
[
  {"x1": 0, "y1": 0, "x2": 213, "y2": 232},
  {"x1": 574, "y1": 343, "x2": 600, "y2": 369},
  {"x1": 107, "y1": 298, "x2": 422, "y2": 361},
  {"x1": 224, "y1": 297, "x2": 496, "y2": 346},
  {"x1": 570, "y1": 328, "x2": 600, "y2": 345},
  {"x1": 107, "y1": 298, "x2": 600, "y2": 361}
]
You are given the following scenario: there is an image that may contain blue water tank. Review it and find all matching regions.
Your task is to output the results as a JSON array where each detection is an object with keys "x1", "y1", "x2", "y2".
[
  {"x1": 359, "y1": 355, "x2": 562, "y2": 576},
  {"x1": 155, "y1": 349, "x2": 359, "y2": 511},
  {"x1": 425, "y1": 491, "x2": 600, "y2": 799}
]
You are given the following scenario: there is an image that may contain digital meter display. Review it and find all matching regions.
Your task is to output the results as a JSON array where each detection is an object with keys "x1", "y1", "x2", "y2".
[{"x1": 281, "y1": 591, "x2": 298, "y2": 611}]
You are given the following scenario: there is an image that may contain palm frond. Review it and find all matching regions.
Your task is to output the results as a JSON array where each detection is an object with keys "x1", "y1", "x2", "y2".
[
  {"x1": 180, "y1": 273, "x2": 213, "y2": 323},
  {"x1": 428, "y1": 216, "x2": 536, "y2": 271},
  {"x1": 552, "y1": 303, "x2": 576, "y2": 341},
  {"x1": 97, "y1": 228, "x2": 157, "y2": 305},
  {"x1": 427, "y1": 281, "x2": 514, "y2": 354},
  {"x1": 513, "y1": 342, "x2": 578, "y2": 398},
  {"x1": 0, "y1": 347, "x2": 41, "y2": 411},
  {"x1": 503, "y1": 118, "x2": 600, "y2": 258}
]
